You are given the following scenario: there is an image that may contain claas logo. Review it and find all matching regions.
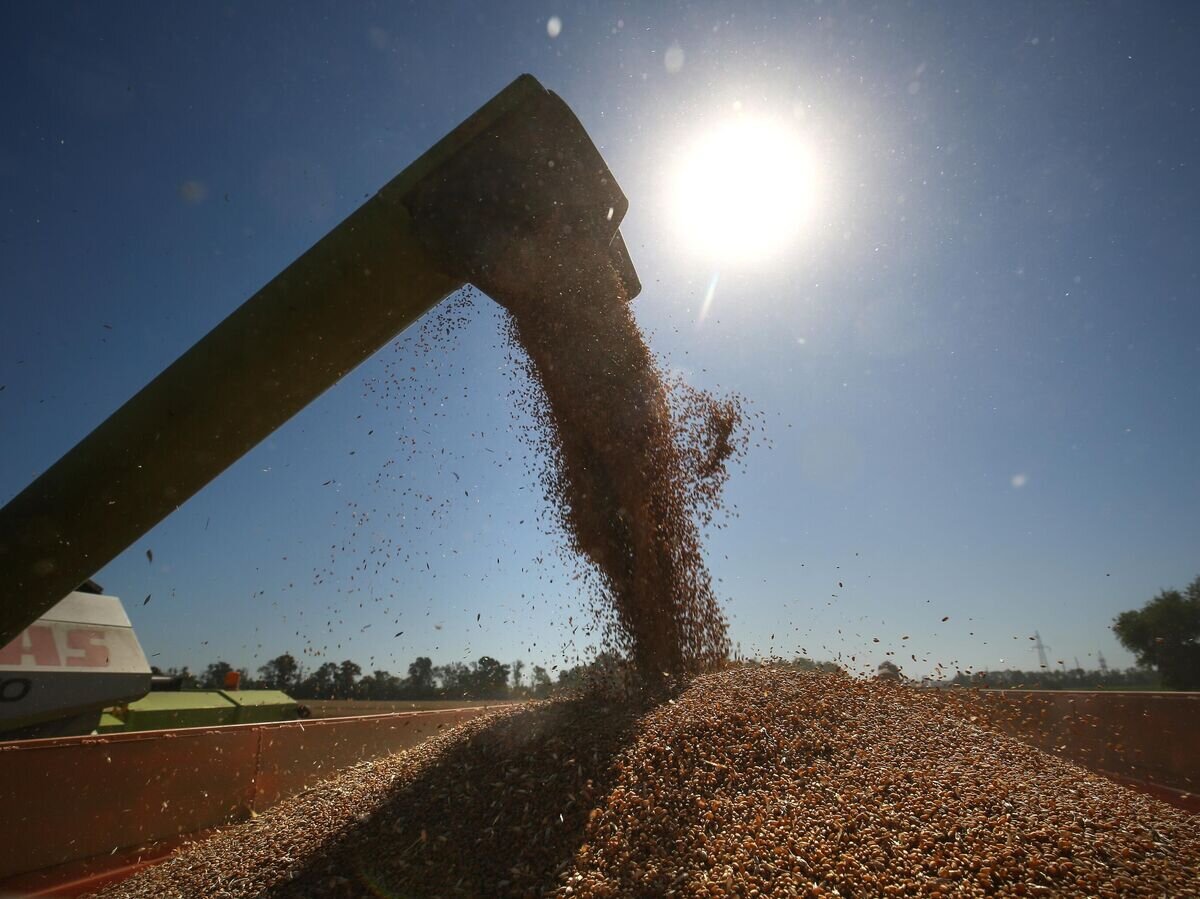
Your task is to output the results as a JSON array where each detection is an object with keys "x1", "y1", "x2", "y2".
[{"x1": 0, "y1": 626, "x2": 111, "y2": 668}]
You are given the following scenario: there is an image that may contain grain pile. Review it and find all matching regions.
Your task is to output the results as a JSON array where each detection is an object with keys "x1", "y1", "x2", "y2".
[{"x1": 97, "y1": 666, "x2": 1199, "y2": 899}]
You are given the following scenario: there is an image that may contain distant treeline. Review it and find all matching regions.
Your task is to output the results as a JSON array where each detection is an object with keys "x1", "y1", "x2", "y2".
[
  {"x1": 150, "y1": 655, "x2": 1166, "y2": 700},
  {"x1": 153, "y1": 653, "x2": 850, "y2": 700},
  {"x1": 156, "y1": 654, "x2": 573, "y2": 700},
  {"x1": 946, "y1": 667, "x2": 1161, "y2": 691}
]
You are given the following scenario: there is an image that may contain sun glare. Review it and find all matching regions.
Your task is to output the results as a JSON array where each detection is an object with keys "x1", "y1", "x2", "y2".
[{"x1": 669, "y1": 116, "x2": 817, "y2": 265}]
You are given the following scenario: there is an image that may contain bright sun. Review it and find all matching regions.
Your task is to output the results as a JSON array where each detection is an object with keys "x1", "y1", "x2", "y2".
[{"x1": 670, "y1": 116, "x2": 817, "y2": 265}]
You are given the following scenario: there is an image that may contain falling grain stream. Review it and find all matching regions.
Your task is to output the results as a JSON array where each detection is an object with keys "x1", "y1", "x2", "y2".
[{"x1": 482, "y1": 245, "x2": 735, "y2": 683}]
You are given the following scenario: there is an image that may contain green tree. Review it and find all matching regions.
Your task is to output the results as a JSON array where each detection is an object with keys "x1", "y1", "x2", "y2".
[
  {"x1": 334, "y1": 659, "x2": 362, "y2": 698},
  {"x1": 1113, "y1": 576, "x2": 1200, "y2": 690},
  {"x1": 298, "y1": 662, "x2": 338, "y2": 699},
  {"x1": 553, "y1": 652, "x2": 629, "y2": 693},
  {"x1": 436, "y1": 662, "x2": 470, "y2": 694},
  {"x1": 164, "y1": 666, "x2": 198, "y2": 689},
  {"x1": 359, "y1": 669, "x2": 401, "y2": 700},
  {"x1": 511, "y1": 659, "x2": 526, "y2": 692},
  {"x1": 530, "y1": 665, "x2": 552, "y2": 697},
  {"x1": 257, "y1": 653, "x2": 299, "y2": 691},
  {"x1": 200, "y1": 660, "x2": 234, "y2": 689},
  {"x1": 471, "y1": 656, "x2": 511, "y2": 697},
  {"x1": 407, "y1": 657, "x2": 435, "y2": 696}
]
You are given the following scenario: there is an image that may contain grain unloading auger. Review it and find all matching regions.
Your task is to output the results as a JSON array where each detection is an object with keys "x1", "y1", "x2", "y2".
[{"x1": 0, "y1": 75, "x2": 640, "y2": 733}]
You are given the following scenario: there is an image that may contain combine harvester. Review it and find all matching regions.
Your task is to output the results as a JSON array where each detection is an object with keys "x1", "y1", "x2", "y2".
[
  {"x1": 0, "y1": 74, "x2": 637, "y2": 895},
  {"x1": 0, "y1": 581, "x2": 301, "y2": 741},
  {"x1": 1, "y1": 584, "x2": 153, "y2": 740}
]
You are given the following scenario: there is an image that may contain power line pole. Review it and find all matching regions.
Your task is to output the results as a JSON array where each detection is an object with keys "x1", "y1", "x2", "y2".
[{"x1": 1034, "y1": 631, "x2": 1051, "y2": 670}]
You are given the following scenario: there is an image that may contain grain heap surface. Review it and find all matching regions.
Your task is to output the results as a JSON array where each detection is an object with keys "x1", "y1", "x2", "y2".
[{"x1": 97, "y1": 666, "x2": 1200, "y2": 899}]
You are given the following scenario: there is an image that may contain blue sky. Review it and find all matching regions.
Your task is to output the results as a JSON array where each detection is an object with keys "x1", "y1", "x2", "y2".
[{"x1": 2, "y1": 2, "x2": 1197, "y2": 680}]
